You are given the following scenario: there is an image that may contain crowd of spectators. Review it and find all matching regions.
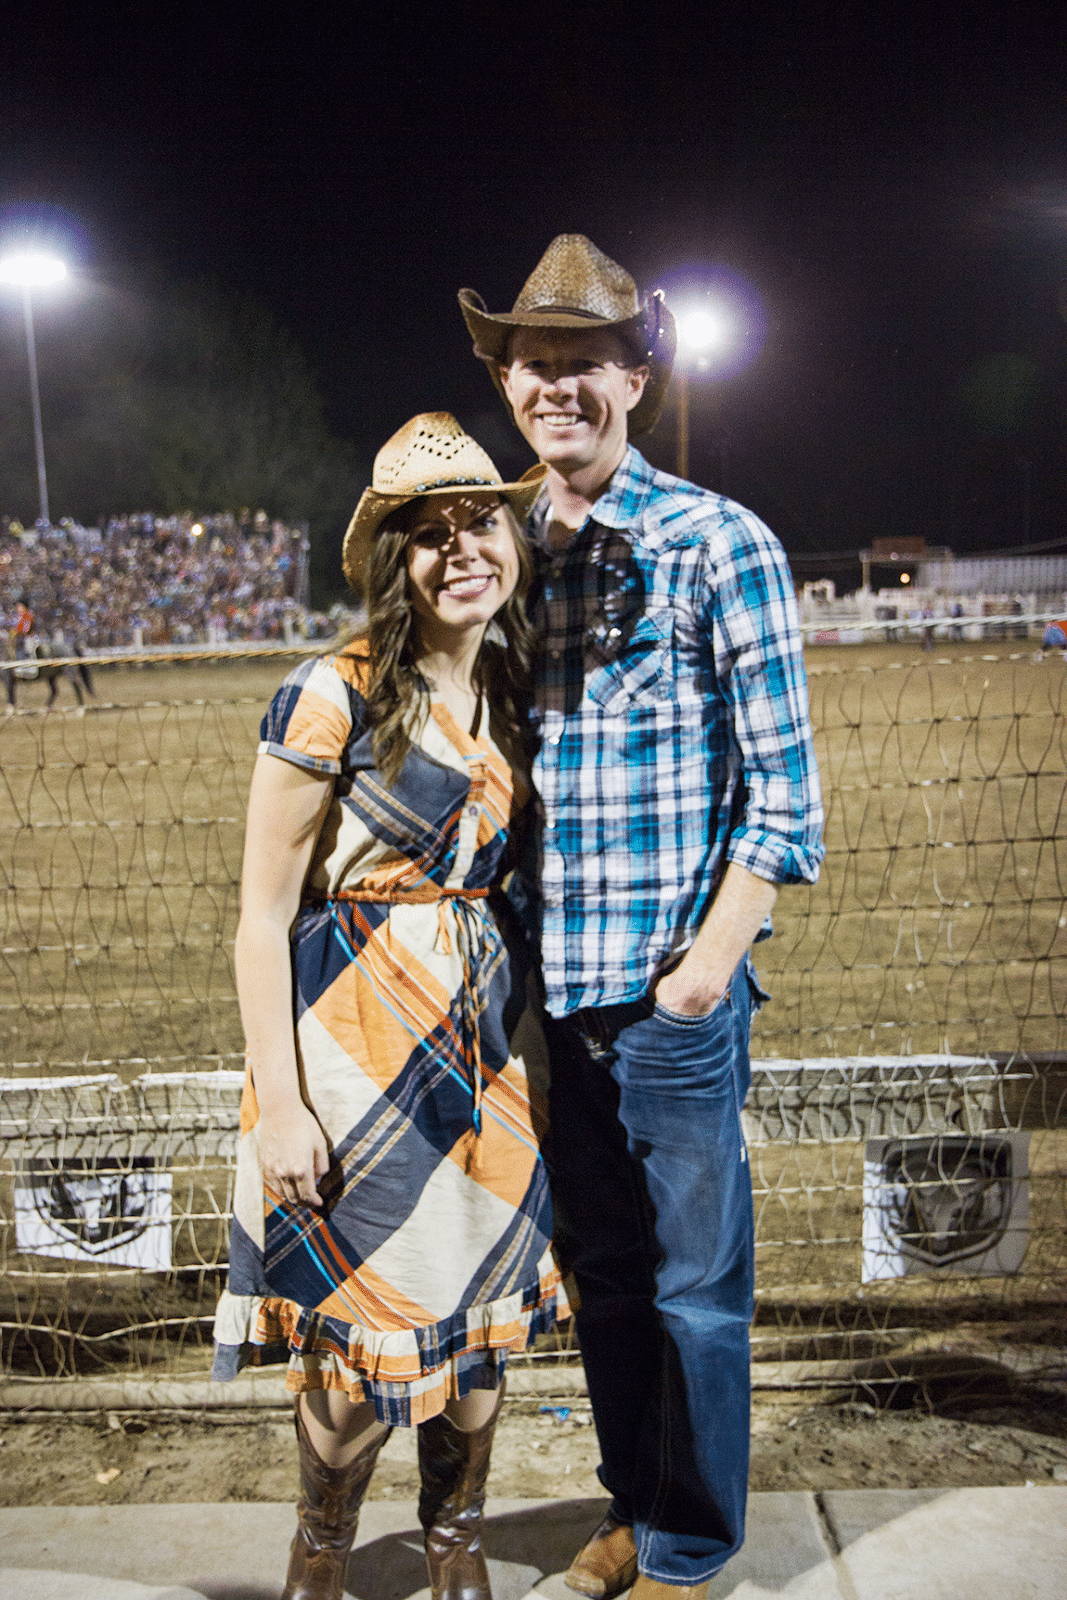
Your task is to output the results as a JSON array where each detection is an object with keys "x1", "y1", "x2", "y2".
[{"x1": 0, "y1": 512, "x2": 336, "y2": 650}]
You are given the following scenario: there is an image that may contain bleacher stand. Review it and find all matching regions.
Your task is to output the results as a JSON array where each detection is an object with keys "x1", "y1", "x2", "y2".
[{"x1": 0, "y1": 512, "x2": 331, "y2": 649}]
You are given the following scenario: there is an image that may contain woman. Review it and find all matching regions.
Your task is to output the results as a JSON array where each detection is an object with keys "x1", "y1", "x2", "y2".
[{"x1": 213, "y1": 414, "x2": 565, "y2": 1600}]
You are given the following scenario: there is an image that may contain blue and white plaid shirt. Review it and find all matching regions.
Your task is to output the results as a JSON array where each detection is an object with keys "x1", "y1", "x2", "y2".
[{"x1": 529, "y1": 446, "x2": 824, "y2": 1017}]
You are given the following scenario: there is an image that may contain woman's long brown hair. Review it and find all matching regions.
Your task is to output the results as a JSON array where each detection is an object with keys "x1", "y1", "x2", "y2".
[{"x1": 360, "y1": 498, "x2": 537, "y2": 786}]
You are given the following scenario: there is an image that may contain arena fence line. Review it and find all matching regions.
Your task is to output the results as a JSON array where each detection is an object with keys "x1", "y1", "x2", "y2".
[{"x1": 1, "y1": 642, "x2": 1064, "y2": 1407}]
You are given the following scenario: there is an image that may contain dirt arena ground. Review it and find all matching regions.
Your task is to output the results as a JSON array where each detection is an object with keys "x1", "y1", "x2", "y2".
[
  {"x1": 3, "y1": 1383, "x2": 1067, "y2": 1507},
  {"x1": 5, "y1": 636, "x2": 1063, "y2": 1071}
]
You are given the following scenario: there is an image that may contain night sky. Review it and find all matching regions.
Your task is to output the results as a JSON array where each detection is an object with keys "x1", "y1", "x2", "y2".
[{"x1": 4, "y1": 3, "x2": 1067, "y2": 578}]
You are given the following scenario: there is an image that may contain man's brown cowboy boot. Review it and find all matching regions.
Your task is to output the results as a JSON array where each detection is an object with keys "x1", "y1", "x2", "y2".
[
  {"x1": 628, "y1": 1579, "x2": 709, "y2": 1600},
  {"x1": 281, "y1": 1398, "x2": 392, "y2": 1600},
  {"x1": 564, "y1": 1508, "x2": 639, "y2": 1598},
  {"x1": 417, "y1": 1383, "x2": 506, "y2": 1600}
]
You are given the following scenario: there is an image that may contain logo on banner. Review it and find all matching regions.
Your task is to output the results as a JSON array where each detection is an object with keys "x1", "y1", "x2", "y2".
[
  {"x1": 862, "y1": 1134, "x2": 1029, "y2": 1282},
  {"x1": 15, "y1": 1156, "x2": 172, "y2": 1270}
]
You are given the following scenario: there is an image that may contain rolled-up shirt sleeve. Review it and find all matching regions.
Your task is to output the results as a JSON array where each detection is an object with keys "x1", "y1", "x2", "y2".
[{"x1": 707, "y1": 508, "x2": 825, "y2": 886}]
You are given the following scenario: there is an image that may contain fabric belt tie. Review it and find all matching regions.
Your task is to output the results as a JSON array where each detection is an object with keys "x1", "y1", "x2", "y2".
[
  {"x1": 322, "y1": 886, "x2": 491, "y2": 1171},
  {"x1": 329, "y1": 887, "x2": 490, "y2": 904}
]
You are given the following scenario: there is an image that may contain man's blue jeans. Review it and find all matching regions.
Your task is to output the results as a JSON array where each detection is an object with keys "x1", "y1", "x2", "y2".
[{"x1": 545, "y1": 956, "x2": 758, "y2": 1585}]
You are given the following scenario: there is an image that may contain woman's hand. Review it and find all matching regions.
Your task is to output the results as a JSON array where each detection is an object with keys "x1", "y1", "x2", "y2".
[
  {"x1": 233, "y1": 754, "x2": 335, "y2": 1209},
  {"x1": 258, "y1": 1098, "x2": 331, "y2": 1209}
]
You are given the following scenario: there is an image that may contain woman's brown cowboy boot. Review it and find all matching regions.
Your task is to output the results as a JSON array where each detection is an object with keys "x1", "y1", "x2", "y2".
[
  {"x1": 417, "y1": 1383, "x2": 506, "y2": 1600},
  {"x1": 282, "y1": 1399, "x2": 392, "y2": 1600}
]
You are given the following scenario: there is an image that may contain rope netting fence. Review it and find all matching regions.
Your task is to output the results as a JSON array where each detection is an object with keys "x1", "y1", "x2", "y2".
[{"x1": 1, "y1": 643, "x2": 1064, "y2": 1405}]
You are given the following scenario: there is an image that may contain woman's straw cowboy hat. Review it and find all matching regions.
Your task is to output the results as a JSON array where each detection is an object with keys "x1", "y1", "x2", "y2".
[
  {"x1": 458, "y1": 234, "x2": 677, "y2": 437},
  {"x1": 342, "y1": 413, "x2": 547, "y2": 594}
]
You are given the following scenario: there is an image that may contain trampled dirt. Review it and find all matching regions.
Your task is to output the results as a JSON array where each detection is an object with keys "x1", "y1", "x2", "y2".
[{"x1": 3, "y1": 1386, "x2": 1067, "y2": 1508}]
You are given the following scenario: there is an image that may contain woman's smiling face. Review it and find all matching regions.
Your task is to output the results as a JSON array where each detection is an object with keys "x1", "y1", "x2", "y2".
[{"x1": 405, "y1": 492, "x2": 520, "y2": 643}]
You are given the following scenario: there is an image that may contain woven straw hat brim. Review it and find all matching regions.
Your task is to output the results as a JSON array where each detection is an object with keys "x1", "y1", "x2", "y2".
[
  {"x1": 458, "y1": 289, "x2": 676, "y2": 438},
  {"x1": 341, "y1": 467, "x2": 547, "y2": 596}
]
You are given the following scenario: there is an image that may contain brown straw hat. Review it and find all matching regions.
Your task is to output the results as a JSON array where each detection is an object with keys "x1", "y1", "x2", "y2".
[
  {"x1": 342, "y1": 413, "x2": 548, "y2": 594},
  {"x1": 458, "y1": 234, "x2": 677, "y2": 436}
]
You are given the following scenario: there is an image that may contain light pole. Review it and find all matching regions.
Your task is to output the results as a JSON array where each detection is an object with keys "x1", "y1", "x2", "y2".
[
  {"x1": 671, "y1": 303, "x2": 733, "y2": 481},
  {"x1": 0, "y1": 250, "x2": 67, "y2": 526}
]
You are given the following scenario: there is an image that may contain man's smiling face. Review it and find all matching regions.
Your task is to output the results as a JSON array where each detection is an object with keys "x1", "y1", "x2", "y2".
[{"x1": 499, "y1": 327, "x2": 649, "y2": 485}]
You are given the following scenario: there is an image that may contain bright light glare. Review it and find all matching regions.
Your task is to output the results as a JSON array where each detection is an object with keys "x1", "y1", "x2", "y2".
[
  {"x1": 900, "y1": 572, "x2": 911, "y2": 585},
  {"x1": 660, "y1": 268, "x2": 767, "y2": 378},
  {"x1": 0, "y1": 251, "x2": 68, "y2": 288},
  {"x1": 677, "y1": 307, "x2": 731, "y2": 354}
]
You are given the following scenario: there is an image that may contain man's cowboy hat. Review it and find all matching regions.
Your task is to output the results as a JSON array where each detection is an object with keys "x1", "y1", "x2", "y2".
[
  {"x1": 458, "y1": 234, "x2": 677, "y2": 437},
  {"x1": 342, "y1": 413, "x2": 547, "y2": 594}
]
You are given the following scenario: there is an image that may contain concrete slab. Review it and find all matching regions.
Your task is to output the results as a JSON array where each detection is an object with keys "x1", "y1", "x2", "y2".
[
  {"x1": 0, "y1": 1500, "x2": 597, "y2": 1600},
  {"x1": 0, "y1": 1578, "x2": 205, "y2": 1600},
  {"x1": 824, "y1": 1486, "x2": 1067, "y2": 1599},
  {"x1": 0, "y1": 1487, "x2": 1063, "y2": 1600},
  {"x1": 0, "y1": 1501, "x2": 295, "y2": 1597},
  {"x1": 701, "y1": 1493, "x2": 838, "y2": 1600},
  {"x1": 0, "y1": 1497, "x2": 834, "y2": 1600}
]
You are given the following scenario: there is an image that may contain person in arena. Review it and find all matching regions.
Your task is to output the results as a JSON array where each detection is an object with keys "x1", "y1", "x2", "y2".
[
  {"x1": 212, "y1": 414, "x2": 566, "y2": 1600},
  {"x1": 4, "y1": 595, "x2": 38, "y2": 710},
  {"x1": 13, "y1": 595, "x2": 35, "y2": 653},
  {"x1": 459, "y1": 236, "x2": 824, "y2": 1600}
]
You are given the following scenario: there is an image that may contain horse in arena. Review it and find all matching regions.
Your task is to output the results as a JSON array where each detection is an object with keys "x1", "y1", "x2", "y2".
[{"x1": 3, "y1": 636, "x2": 96, "y2": 711}]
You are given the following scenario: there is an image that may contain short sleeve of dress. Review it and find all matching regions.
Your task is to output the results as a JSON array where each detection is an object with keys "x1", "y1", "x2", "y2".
[{"x1": 258, "y1": 654, "x2": 360, "y2": 776}]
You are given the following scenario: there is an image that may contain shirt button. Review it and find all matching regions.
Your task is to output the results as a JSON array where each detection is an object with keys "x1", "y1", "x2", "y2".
[
  {"x1": 544, "y1": 895, "x2": 561, "y2": 909},
  {"x1": 550, "y1": 649, "x2": 561, "y2": 660},
  {"x1": 467, "y1": 804, "x2": 478, "y2": 816},
  {"x1": 547, "y1": 732, "x2": 562, "y2": 746},
  {"x1": 544, "y1": 818, "x2": 556, "y2": 831}
]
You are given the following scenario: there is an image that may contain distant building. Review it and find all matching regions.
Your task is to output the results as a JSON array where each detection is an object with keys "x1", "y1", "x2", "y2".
[
  {"x1": 859, "y1": 539, "x2": 952, "y2": 592},
  {"x1": 800, "y1": 542, "x2": 1067, "y2": 645}
]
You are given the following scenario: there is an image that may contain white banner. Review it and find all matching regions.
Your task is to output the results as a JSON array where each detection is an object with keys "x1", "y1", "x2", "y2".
[
  {"x1": 14, "y1": 1157, "x2": 173, "y2": 1270},
  {"x1": 862, "y1": 1133, "x2": 1030, "y2": 1282}
]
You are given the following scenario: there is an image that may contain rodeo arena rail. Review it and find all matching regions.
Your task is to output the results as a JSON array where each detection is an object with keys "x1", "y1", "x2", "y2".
[{"x1": 0, "y1": 538, "x2": 1065, "y2": 1417}]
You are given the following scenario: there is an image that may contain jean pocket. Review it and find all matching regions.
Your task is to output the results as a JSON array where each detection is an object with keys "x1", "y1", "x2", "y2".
[
  {"x1": 745, "y1": 956, "x2": 772, "y2": 1014},
  {"x1": 617, "y1": 997, "x2": 739, "y2": 1099},
  {"x1": 652, "y1": 991, "x2": 731, "y2": 1027}
]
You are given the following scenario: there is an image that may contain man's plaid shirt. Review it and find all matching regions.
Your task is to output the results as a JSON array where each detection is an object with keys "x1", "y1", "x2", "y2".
[{"x1": 528, "y1": 446, "x2": 824, "y2": 1018}]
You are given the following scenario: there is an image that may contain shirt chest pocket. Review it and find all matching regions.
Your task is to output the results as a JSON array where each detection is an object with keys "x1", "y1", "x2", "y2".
[{"x1": 585, "y1": 609, "x2": 675, "y2": 714}]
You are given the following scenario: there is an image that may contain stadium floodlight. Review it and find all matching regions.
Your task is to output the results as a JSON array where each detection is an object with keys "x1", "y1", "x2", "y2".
[
  {"x1": 0, "y1": 249, "x2": 68, "y2": 526},
  {"x1": 668, "y1": 296, "x2": 736, "y2": 480},
  {"x1": 0, "y1": 250, "x2": 68, "y2": 289},
  {"x1": 661, "y1": 269, "x2": 767, "y2": 481},
  {"x1": 676, "y1": 304, "x2": 734, "y2": 362}
]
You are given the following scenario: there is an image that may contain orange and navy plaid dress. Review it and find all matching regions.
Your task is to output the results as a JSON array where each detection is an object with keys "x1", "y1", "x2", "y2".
[{"x1": 212, "y1": 642, "x2": 567, "y2": 1423}]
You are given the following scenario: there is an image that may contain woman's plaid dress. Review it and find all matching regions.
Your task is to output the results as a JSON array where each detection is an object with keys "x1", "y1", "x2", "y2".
[{"x1": 212, "y1": 642, "x2": 566, "y2": 1423}]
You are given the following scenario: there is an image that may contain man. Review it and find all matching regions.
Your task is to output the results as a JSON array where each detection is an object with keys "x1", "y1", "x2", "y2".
[
  {"x1": 13, "y1": 596, "x2": 35, "y2": 654},
  {"x1": 6, "y1": 596, "x2": 38, "y2": 711},
  {"x1": 459, "y1": 236, "x2": 824, "y2": 1599}
]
